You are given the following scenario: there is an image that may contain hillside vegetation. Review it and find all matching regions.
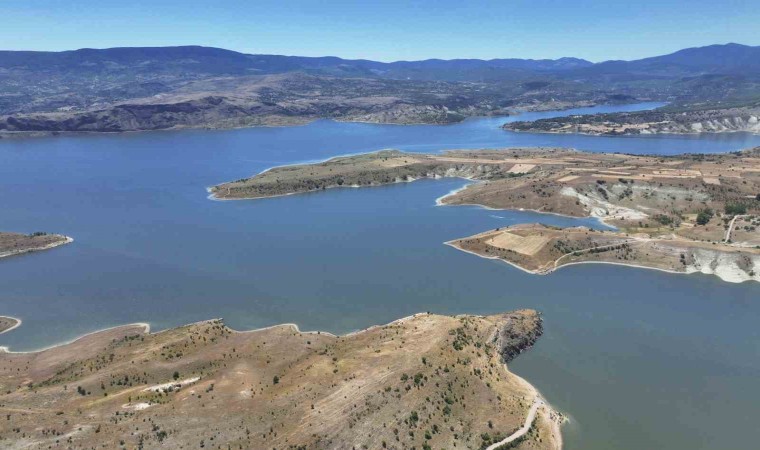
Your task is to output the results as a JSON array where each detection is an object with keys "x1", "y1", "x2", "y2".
[
  {"x1": 2, "y1": 44, "x2": 759, "y2": 135},
  {"x1": 0, "y1": 310, "x2": 562, "y2": 450}
]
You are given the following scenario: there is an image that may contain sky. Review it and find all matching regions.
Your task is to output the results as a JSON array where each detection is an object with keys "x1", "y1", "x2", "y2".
[{"x1": 2, "y1": 0, "x2": 758, "y2": 62}]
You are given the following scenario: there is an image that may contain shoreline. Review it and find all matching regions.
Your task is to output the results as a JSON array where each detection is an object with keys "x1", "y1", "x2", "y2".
[
  {"x1": 0, "y1": 321, "x2": 150, "y2": 354},
  {"x1": 0, "y1": 312, "x2": 430, "y2": 355},
  {"x1": 505, "y1": 127, "x2": 760, "y2": 137},
  {"x1": 509, "y1": 369, "x2": 566, "y2": 450},
  {"x1": 0, "y1": 112, "x2": 515, "y2": 141},
  {"x1": 437, "y1": 187, "x2": 612, "y2": 227},
  {"x1": 445, "y1": 239, "x2": 757, "y2": 283},
  {"x1": 1, "y1": 99, "x2": 643, "y2": 142},
  {"x1": 206, "y1": 147, "x2": 412, "y2": 201},
  {"x1": 0, "y1": 310, "x2": 563, "y2": 449},
  {"x1": 207, "y1": 154, "x2": 475, "y2": 201},
  {"x1": 207, "y1": 148, "x2": 616, "y2": 229},
  {"x1": 0, "y1": 118, "x2": 318, "y2": 140},
  {"x1": 433, "y1": 178, "x2": 630, "y2": 231},
  {"x1": 0, "y1": 235, "x2": 74, "y2": 259},
  {"x1": 205, "y1": 148, "x2": 756, "y2": 285},
  {"x1": 0, "y1": 316, "x2": 22, "y2": 335},
  {"x1": 434, "y1": 179, "x2": 476, "y2": 205},
  {"x1": 483, "y1": 373, "x2": 561, "y2": 450}
]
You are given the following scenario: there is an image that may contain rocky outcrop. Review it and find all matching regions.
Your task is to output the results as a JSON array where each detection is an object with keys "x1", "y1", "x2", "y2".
[
  {"x1": 684, "y1": 115, "x2": 760, "y2": 133},
  {"x1": 494, "y1": 310, "x2": 544, "y2": 363},
  {"x1": 685, "y1": 248, "x2": 760, "y2": 282}
]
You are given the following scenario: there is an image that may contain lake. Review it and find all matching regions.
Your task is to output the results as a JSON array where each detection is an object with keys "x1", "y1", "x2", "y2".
[{"x1": 1, "y1": 103, "x2": 759, "y2": 450}]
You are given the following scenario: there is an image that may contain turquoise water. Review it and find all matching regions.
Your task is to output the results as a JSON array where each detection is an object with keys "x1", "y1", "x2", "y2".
[{"x1": 1, "y1": 103, "x2": 759, "y2": 449}]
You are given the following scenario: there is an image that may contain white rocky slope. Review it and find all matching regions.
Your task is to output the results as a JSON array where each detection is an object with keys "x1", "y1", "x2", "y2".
[
  {"x1": 654, "y1": 115, "x2": 760, "y2": 134},
  {"x1": 684, "y1": 248, "x2": 760, "y2": 283}
]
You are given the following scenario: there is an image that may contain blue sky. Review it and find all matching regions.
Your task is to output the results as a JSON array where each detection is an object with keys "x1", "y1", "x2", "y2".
[{"x1": 3, "y1": 0, "x2": 758, "y2": 61}]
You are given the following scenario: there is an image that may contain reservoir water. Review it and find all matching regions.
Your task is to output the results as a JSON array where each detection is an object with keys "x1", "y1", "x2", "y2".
[{"x1": 1, "y1": 103, "x2": 759, "y2": 450}]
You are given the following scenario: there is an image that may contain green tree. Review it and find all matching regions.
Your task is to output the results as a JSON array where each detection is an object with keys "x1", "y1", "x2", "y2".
[
  {"x1": 725, "y1": 203, "x2": 747, "y2": 215},
  {"x1": 696, "y1": 209, "x2": 713, "y2": 225}
]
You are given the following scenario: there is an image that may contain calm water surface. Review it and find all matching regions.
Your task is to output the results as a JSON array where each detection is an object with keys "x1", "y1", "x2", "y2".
[{"x1": 1, "y1": 103, "x2": 759, "y2": 450}]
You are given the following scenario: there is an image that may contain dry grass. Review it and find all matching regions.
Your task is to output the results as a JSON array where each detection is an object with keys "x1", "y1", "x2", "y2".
[
  {"x1": 213, "y1": 147, "x2": 759, "y2": 237},
  {"x1": 0, "y1": 232, "x2": 70, "y2": 259},
  {"x1": 0, "y1": 311, "x2": 560, "y2": 450},
  {"x1": 450, "y1": 223, "x2": 760, "y2": 282}
]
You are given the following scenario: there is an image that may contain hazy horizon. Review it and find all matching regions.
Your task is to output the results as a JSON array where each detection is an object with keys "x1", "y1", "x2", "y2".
[
  {"x1": 2, "y1": 0, "x2": 758, "y2": 62},
  {"x1": 1, "y1": 41, "x2": 757, "y2": 64}
]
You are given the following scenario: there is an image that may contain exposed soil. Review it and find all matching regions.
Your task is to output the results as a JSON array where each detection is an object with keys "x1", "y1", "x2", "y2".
[
  {"x1": 210, "y1": 147, "x2": 760, "y2": 282},
  {"x1": 0, "y1": 310, "x2": 562, "y2": 450},
  {"x1": 503, "y1": 105, "x2": 760, "y2": 135},
  {"x1": 449, "y1": 224, "x2": 760, "y2": 282}
]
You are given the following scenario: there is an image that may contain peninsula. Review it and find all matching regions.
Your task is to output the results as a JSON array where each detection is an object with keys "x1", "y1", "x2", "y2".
[
  {"x1": 447, "y1": 223, "x2": 759, "y2": 281},
  {"x1": 504, "y1": 104, "x2": 760, "y2": 135},
  {"x1": 0, "y1": 316, "x2": 20, "y2": 334},
  {"x1": 0, "y1": 232, "x2": 72, "y2": 259},
  {"x1": 0, "y1": 310, "x2": 562, "y2": 450},
  {"x1": 210, "y1": 147, "x2": 760, "y2": 282}
]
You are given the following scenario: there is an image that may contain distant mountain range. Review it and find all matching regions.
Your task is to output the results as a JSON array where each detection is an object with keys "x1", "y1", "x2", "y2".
[
  {"x1": 572, "y1": 43, "x2": 760, "y2": 79},
  {"x1": 0, "y1": 46, "x2": 590, "y2": 83},
  {"x1": 1, "y1": 43, "x2": 757, "y2": 82},
  {"x1": 1, "y1": 43, "x2": 758, "y2": 135}
]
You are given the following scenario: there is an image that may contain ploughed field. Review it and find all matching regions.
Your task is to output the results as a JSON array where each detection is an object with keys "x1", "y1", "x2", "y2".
[
  {"x1": 210, "y1": 147, "x2": 760, "y2": 282},
  {"x1": 0, "y1": 310, "x2": 562, "y2": 450}
]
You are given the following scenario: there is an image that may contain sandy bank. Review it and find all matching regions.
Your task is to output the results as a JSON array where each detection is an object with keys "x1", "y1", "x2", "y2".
[
  {"x1": 0, "y1": 235, "x2": 73, "y2": 259},
  {"x1": 447, "y1": 238, "x2": 759, "y2": 284},
  {"x1": 0, "y1": 316, "x2": 22, "y2": 335}
]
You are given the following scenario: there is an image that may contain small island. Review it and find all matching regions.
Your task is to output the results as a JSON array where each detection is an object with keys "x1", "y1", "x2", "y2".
[
  {"x1": 0, "y1": 310, "x2": 562, "y2": 450},
  {"x1": 210, "y1": 147, "x2": 760, "y2": 282},
  {"x1": 0, "y1": 231, "x2": 72, "y2": 259}
]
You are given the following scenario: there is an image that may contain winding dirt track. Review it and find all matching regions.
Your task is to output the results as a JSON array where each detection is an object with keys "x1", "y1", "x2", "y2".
[
  {"x1": 485, "y1": 398, "x2": 543, "y2": 450},
  {"x1": 724, "y1": 214, "x2": 747, "y2": 242}
]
